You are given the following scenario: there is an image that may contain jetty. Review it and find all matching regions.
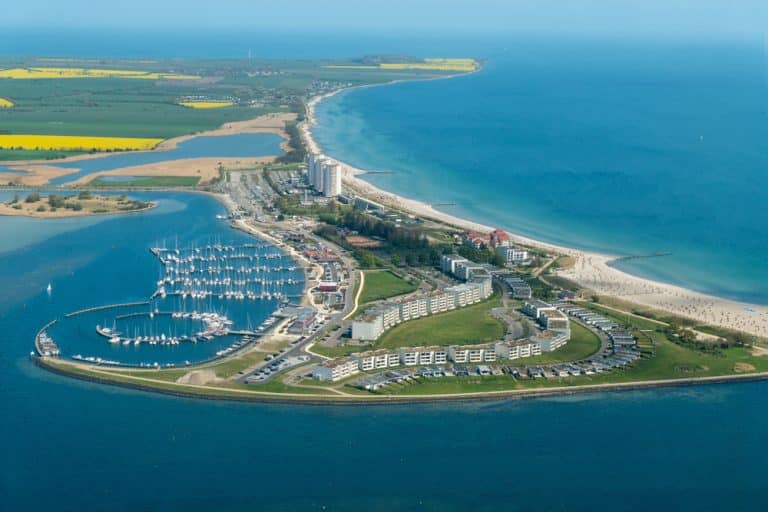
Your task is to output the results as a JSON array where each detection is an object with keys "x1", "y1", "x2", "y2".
[{"x1": 65, "y1": 301, "x2": 150, "y2": 318}]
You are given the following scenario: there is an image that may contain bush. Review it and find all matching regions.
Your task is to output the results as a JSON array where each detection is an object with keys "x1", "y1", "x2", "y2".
[
  {"x1": 78, "y1": 191, "x2": 92, "y2": 200},
  {"x1": 36, "y1": 205, "x2": 47, "y2": 212},
  {"x1": 25, "y1": 193, "x2": 41, "y2": 203}
]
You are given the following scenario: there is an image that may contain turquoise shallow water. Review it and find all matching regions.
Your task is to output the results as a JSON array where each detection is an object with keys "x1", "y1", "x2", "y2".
[{"x1": 314, "y1": 41, "x2": 768, "y2": 304}]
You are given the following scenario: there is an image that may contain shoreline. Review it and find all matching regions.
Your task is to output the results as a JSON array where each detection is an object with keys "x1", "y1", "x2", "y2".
[
  {"x1": 30, "y1": 187, "x2": 768, "y2": 404},
  {"x1": 301, "y1": 78, "x2": 768, "y2": 338},
  {"x1": 0, "y1": 112, "x2": 295, "y2": 185},
  {"x1": 34, "y1": 355, "x2": 768, "y2": 406}
]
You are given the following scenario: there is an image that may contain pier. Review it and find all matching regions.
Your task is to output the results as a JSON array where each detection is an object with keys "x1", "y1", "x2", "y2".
[
  {"x1": 65, "y1": 301, "x2": 150, "y2": 318},
  {"x1": 613, "y1": 252, "x2": 672, "y2": 263}
]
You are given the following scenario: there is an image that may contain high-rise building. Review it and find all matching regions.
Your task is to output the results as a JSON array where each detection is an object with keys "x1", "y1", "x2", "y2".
[{"x1": 322, "y1": 162, "x2": 342, "y2": 197}]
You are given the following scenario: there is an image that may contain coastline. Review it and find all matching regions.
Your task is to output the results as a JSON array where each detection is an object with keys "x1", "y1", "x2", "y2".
[
  {"x1": 301, "y1": 80, "x2": 768, "y2": 338},
  {"x1": 0, "y1": 112, "x2": 295, "y2": 185},
  {"x1": 34, "y1": 355, "x2": 768, "y2": 406}
]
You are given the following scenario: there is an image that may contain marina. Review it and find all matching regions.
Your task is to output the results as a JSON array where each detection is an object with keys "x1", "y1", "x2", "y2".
[{"x1": 34, "y1": 234, "x2": 305, "y2": 368}]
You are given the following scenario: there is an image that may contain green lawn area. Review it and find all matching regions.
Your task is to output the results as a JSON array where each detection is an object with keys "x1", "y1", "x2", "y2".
[
  {"x1": 375, "y1": 291, "x2": 505, "y2": 349},
  {"x1": 516, "y1": 321, "x2": 601, "y2": 365},
  {"x1": 87, "y1": 176, "x2": 201, "y2": 188},
  {"x1": 0, "y1": 148, "x2": 85, "y2": 161},
  {"x1": 359, "y1": 270, "x2": 417, "y2": 304}
]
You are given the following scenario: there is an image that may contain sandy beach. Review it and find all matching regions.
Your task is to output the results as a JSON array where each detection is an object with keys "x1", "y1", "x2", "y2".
[
  {"x1": 301, "y1": 89, "x2": 768, "y2": 338},
  {"x1": 66, "y1": 156, "x2": 278, "y2": 186},
  {"x1": 0, "y1": 112, "x2": 294, "y2": 186}
]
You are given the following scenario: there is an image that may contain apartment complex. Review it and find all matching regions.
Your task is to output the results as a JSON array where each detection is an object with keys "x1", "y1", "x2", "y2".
[
  {"x1": 312, "y1": 358, "x2": 360, "y2": 381},
  {"x1": 351, "y1": 280, "x2": 492, "y2": 341}
]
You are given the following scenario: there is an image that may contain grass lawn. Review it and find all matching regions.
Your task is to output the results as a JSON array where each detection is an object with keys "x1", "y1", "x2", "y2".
[
  {"x1": 0, "y1": 148, "x2": 85, "y2": 161},
  {"x1": 376, "y1": 292, "x2": 505, "y2": 349},
  {"x1": 87, "y1": 176, "x2": 201, "y2": 188},
  {"x1": 516, "y1": 322, "x2": 601, "y2": 365},
  {"x1": 359, "y1": 270, "x2": 417, "y2": 304}
]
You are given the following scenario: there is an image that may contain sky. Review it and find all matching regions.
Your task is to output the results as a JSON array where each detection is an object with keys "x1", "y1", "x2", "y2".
[{"x1": 2, "y1": 0, "x2": 766, "y2": 41}]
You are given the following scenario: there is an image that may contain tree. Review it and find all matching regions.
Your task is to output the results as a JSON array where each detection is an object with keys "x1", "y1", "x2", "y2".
[
  {"x1": 25, "y1": 193, "x2": 41, "y2": 203},
  {"x1": 390, "y1": 253, "x2": 402, "y2": 267},
  {"x1": 78, "y1": 191, "x2": 92, "y2": 200}
]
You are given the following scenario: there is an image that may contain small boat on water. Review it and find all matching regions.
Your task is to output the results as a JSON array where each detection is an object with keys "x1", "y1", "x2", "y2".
[{"x1": 46, "y1": 283, "x2": 52, "y2": 293}]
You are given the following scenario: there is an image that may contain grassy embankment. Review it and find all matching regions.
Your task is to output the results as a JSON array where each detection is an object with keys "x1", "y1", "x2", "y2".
[
  {"x1": 358, "y1": 270, "x2": 417, "y2": 304},
  {"x1": 376, "y1": 291, "x2": 506, "y2": 349},
  {"x1": 87, "y1": 176, "x2": 201, "y2": 188},
  {"x1": 377, "y1": 304, "x2": 768, "y2": 396}
]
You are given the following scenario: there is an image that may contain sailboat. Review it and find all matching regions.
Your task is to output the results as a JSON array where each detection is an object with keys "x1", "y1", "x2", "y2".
[{"x1": 46, "y1": 283, "x2": 52, "y2": 293}]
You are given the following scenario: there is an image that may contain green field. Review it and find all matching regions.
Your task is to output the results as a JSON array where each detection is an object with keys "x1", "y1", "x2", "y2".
[
  {"x1": 375, "y1": 291, "x2": 506, "y2": 349},
  {"x1": 514, "y1": 322, "x2": 601, "y2": 365},
  {"x1": 359, "y1": 270, "x2": 418, "y2": 304},
  {"x1": 0, "y1": 56, "x2": 472, "y2": 161},
  {"x1": 0, "y1": 148, "x2": 84, "y2": 162},
  {"x1": 87, "y1": 176, "x2": 201, "y2": 188}
]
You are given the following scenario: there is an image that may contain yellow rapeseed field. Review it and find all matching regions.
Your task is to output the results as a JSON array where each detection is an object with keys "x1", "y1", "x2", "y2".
[
  {"x1": 0, "y1": 134, "x2": 163, "y2": 152},
  {"x1": 323, "y1": 58, "x2": 478, "y2": 72},
  {"x1": 0, "y1": 97, "x2": 13, "y2": 108},
  {"x1": 178, "y1": 101, "x2": 236, "y2": 109},
  {"x1": 0, "y1": 67, "x2": 200, "y2": 80},
  {"x1": 380, "y1": 58, "x2": 479, "y2": 72}
]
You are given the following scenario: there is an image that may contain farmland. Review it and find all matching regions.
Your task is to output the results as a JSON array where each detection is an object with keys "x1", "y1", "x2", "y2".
[
  {"x1": 0, "y1": 67, "x2": 199, "y2": 80},
  {"x1": 0, "y1": 56, "x2": 478, "y2": 161},
  {"x1": 0, "y1": 134, "x2": 162, "y2": 151},
  {"x1": 178, "y1": 101, "x2": 236, "y2": 109}
]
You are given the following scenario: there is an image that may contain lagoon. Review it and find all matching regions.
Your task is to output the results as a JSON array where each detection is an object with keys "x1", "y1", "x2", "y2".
[{"x1": 49, "y1": 133, "x2": 284, "y2": 184}]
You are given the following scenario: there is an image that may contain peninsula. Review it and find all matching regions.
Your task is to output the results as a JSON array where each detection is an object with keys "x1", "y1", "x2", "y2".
[{"x1": 11, "y1": 54, "x2": 766, "y2": 404}]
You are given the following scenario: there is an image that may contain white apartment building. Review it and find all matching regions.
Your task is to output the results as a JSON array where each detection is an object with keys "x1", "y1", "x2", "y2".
[
  {"x1": 377, "y1": 302, "x2": 402, "y2": 329},
  {"x1": 497, "y1": 245, "x2": 529, "y2": 264},
  {"x1": 538, "y1": 309, "x2": 570, "y2": 332},
  {"x1": 353, "y1": 350, "x2": 401, "y2": 371},
  {"x1": 522, "y1": 300, "x2": 557, "y2": 319},
  {"x1": 400, "y1": 347, "x2": 449, "y2": 366},
  {"x1": 446, "y1": 283, "x2": 483, "y2": 307},
  {"x1": 427, "y1": 292, "x2": 456, "y2": 314},
  {"x1": 494, "y1": 341, "x2": 543, "y2": 360},
  {"x1": 440, "y1": 254, "x2": 470, "y2": 275},
  {"x1": 399, "y1": 296, "x2": 429, "y2": 321},
  {"x1": 312, "y1": 358, "x2": 360, "y2": 381},
  {"x1": 470, "y1": 275, "x2": 493, "y2": 298},
  {"x1": 351, "y1": 303, "x2": 402, "y2": 341},
  {"x1": 454, "y1": 261, "x2": 487, "y2": 281},
  {"x1": 530, "y1": 330, "x2": 570, "y2": 352},
  {"x1": 351, "y1": 314, "x2": 384, "y2": 341},
  {"x1": 449, "y1": 344, "x2": 496, "y2": 363}
]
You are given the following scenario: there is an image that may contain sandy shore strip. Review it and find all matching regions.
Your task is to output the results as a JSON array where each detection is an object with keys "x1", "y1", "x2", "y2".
[
  {"x1": 65, "y1": 156, "x2": 278, "y2": 187},
  {"x1": 301, "y1": 90, "x2": 768, "y2": 338}
]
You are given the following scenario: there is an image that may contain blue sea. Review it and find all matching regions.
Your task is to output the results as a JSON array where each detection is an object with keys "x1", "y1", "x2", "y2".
[
  {"x1": 2, "y1": 30, "x2": 768, "y2": 510},
  {"x1": 315, "y1": 40, "x2": 768, "y2": 304}
]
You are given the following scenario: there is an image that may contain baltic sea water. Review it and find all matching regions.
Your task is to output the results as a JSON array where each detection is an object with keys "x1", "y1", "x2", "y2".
[{"x1": 1, "y1": 31, "x2": 767, "y2": 510}]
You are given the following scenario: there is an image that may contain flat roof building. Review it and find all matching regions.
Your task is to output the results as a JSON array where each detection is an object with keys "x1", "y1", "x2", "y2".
[{"x1": 312, "y1": 358, "x2": 360, "y2": 382}]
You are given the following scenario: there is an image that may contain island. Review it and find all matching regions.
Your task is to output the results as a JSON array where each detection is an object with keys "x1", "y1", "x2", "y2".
[{"x1": 0, "y1": 191, "x2": 154, "y2": 218}]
